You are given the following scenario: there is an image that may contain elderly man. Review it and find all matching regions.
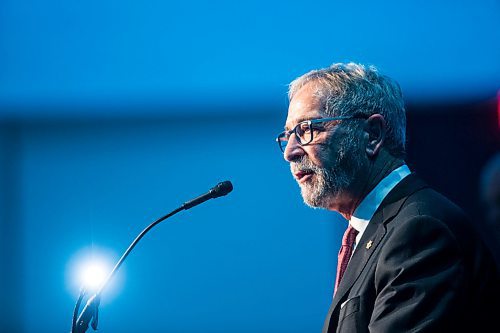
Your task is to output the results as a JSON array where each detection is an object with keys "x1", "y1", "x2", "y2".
[{"x1": 277, "y1": 63, "x2": 498, "y2": 332}]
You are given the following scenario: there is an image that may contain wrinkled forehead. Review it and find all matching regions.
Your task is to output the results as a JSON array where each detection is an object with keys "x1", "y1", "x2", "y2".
[{"x1": 285, "y1": 82, "x2": 327, "y2": 130}]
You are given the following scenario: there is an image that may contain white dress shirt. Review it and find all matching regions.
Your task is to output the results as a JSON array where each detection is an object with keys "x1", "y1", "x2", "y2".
[{"x1": 350, "y1": 165, "x2": 411, "y2": 251}]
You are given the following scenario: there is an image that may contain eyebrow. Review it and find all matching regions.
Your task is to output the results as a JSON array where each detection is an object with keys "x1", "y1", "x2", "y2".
[{"x1": 284, "y1": 117, "x2": 320, "y2": 131}]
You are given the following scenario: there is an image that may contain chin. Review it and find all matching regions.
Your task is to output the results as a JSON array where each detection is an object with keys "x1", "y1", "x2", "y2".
[
  {"x1": 300, "y1": 179, "x2": 346, "y2": 209},
  {"x1": 301, "y1": 188, "x2": 332, "y2": 209}
]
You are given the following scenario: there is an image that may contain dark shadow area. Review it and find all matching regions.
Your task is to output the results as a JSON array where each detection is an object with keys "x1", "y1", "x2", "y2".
[
  {"x1": 406, "y1": 98, "x2": 499, "y2": 262},
  {"x1": 406, "y1": 98, "x2": 499, "y2": 216},
  {"x1": 0, "y1": 121, "x2": 24, "y2": 333}
]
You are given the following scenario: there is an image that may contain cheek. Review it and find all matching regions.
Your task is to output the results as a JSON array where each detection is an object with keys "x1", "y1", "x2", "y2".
[
  {"x1": 330, "y1": 136, "x2": 365, "y2": 170},
  {"x1": 312, "y1": 145, "x2": 338, "y2": 169}
]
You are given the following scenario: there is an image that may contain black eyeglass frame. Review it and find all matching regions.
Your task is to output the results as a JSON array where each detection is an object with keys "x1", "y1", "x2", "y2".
[{"x1": 275, "y1": 113, "x2": 368, "y2": 153}]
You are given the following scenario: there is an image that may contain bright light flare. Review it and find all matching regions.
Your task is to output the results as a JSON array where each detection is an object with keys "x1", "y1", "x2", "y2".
[
  {"x1": 79, "y1": 260, "x2": 110, "y2": 291},
  {"x1": 67, "y1": 247, "x2": 123, "y2": 299}
]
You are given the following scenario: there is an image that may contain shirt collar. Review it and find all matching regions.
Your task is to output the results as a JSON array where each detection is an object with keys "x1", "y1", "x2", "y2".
[{"x1": 350, "y1": 165, "x2": 411, "y2": 234}]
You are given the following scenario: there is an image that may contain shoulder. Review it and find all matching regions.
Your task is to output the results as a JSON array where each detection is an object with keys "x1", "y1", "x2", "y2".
[
  {"x1": 380, "y1": 184, "x2": 497, "y2": 286},
  {"x1": 391, "y1": 186, "x2": 474, "y2": 248},
  {"x1": 373, "y1": 184, "x2": 499, "y2": 329},
  {"x1": 401, "y1": 187, "x2": 466, "y2": 221}
]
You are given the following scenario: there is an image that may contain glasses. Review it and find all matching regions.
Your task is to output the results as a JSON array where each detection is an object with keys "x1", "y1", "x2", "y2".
[{"x1": 275, "y1": 114, "x2": 367, "y2": 153}]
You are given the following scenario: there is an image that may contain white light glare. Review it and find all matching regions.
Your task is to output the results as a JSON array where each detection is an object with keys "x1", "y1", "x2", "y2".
[{"x1": 79, "y1": 260, "x2": 110, "y2": 291}]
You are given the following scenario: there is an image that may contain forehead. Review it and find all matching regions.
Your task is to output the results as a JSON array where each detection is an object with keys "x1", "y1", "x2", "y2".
[{"x1": 285, "y1": 82, "x2": 326, "y2": 130}]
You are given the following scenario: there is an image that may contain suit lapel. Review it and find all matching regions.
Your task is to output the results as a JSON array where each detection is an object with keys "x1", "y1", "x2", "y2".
[
  {"x1": 324, "y1": 174, "x2": 429, "y2": 330},
  {"x1": 329, "y1": 212, "x2": 386, "y2": 311}
]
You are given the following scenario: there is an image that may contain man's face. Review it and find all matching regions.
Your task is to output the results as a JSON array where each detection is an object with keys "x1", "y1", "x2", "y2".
[{"x1": 283, "y1": 82, "x2": 362, "y2": 209}]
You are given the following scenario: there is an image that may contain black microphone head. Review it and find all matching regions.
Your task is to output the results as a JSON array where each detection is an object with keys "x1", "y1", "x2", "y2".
[{"x1": 211, "y1": 181, "x2": 233, "y2": 198}]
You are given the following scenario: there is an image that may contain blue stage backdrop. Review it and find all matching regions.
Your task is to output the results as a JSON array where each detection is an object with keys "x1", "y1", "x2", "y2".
[
  {"x1": 0, "y1": 0, "x2": 499, "y2": 332},
  {"x1": 2, "y1": 114, "x2": 346, "y2": 332}
]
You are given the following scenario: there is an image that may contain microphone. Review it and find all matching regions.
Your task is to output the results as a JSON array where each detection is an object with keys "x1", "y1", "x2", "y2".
[
  {"x1": 182, "y1": 181, "x2": 233, "y2": 210},
  {"x1": 71, "y1": 180, "x2": 233, "y2": 333}
]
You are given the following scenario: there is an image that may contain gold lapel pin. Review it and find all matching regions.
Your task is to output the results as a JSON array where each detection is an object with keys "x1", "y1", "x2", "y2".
[{"x1": 366, "y1": 240, "x2": 373, "y2": 249}]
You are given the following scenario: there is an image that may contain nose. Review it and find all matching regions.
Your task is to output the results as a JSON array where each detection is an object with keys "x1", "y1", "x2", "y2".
[{"x1": 283, "y1": 133, "x2": 305, "y2": 162}]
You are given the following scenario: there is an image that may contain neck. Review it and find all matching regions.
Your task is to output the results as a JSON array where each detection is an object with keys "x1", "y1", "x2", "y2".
[{"x1": 331, "y1": 155, "x2": 404, "y2": 220}]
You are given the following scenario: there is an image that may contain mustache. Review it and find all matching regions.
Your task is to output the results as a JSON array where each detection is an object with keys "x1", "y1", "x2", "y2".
[{"x1": 291, "y1": 157, "x2": 322, "y2": 173}]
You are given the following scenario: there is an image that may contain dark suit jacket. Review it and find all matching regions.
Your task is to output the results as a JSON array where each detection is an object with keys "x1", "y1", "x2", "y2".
[{"x1": 322, "y1": 174, "x2": 499, "y2": 333}]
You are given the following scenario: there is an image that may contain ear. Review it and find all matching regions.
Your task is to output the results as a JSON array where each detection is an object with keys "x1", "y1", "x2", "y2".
[{"x1": 364, "y1": 114, "x2": 386, "y2": 158}]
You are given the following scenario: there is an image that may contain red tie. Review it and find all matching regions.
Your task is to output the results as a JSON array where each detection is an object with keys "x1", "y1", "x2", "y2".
[{"x1": 334, "y1": 225, "x2": 359, "y2": 294}]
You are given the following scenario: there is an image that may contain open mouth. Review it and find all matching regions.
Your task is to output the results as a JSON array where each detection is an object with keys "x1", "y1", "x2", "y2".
[{"x1": 294, "y1": 170, "x2": 314, "y2": 183}]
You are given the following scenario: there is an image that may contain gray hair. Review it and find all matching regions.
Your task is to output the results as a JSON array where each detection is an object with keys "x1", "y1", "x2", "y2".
[{"x1": 288, "y1": 62, "x2": 406, "y2": 159}]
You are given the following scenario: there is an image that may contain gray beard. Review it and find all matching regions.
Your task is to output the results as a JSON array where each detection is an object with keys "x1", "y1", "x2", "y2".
[
  {"x1": 296, "y1": 159, "x2": 351, "y2": 208},
  {"x1": 292, "y1": 138, "x2": 360, "y2": 209}
]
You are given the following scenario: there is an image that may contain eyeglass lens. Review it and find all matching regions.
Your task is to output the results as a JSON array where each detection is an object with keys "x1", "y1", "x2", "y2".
[{"x1": 278, "y1": 122, "x2": 313, "y2": 152}]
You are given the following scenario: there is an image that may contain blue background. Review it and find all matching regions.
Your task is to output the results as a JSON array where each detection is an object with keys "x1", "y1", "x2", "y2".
[{"x1": 0, "y1": 0, "x2": 499, "y2": 332}]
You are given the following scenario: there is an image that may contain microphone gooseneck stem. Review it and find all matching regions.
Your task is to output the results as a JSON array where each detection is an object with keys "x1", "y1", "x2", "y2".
[
  {"x1": 97, "y1": 206, "x2": 183, "y2": 296},
  {"x1": 73, "y1": 206, "x2": 184, "y2": 333},
  {"x1": 72, "y1": 180, "x2": 233, "y2": 333}
]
